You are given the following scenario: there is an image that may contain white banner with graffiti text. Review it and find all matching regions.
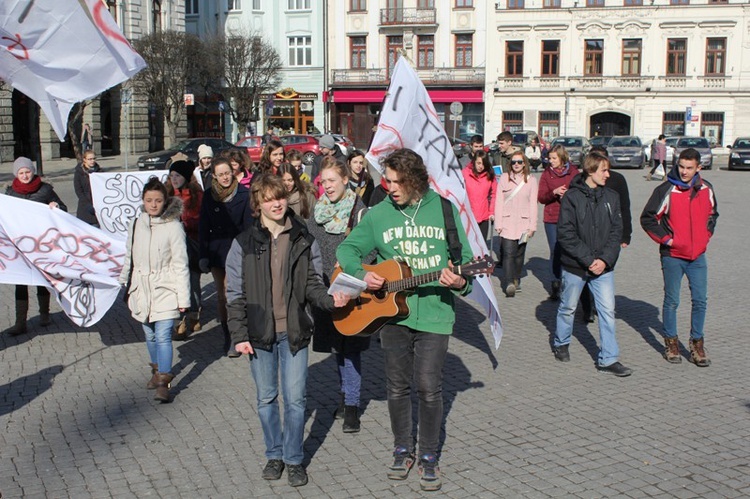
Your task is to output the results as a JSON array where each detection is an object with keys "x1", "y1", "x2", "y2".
[
  {"x1": 366, "y1": 57, "x2": 503, "y2": 349},
  {"x1": 0, "y1": 194, "x2": 125, "y2": 327},
  {"x1": 90, "y1": 170, "x2": 169, "y2": 240},
  {"x1": 0, "y1": 0, "x2": 146, "y2": 141}
]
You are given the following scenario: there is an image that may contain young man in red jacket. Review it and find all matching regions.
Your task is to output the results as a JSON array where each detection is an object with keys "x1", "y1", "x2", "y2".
[{"x1": 640, "y1": 148, "x2": 719, "y2": 367}]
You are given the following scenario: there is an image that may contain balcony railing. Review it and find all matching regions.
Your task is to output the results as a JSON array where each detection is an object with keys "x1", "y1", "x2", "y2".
[
  {"x1": 379, "y1": 8, "x2": 437, "y2": 25},
  {"x1": 332, "y1": 67, "x2": 484, "y2": 85}
]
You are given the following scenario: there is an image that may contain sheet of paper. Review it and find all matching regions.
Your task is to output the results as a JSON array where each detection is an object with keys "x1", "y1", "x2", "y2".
[{"x1": 328, "y1": 272, "x2": 368, "y2": 297}]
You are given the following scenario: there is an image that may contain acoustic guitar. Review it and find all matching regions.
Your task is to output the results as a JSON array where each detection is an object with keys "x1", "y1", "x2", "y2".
[{"x1": 331, "y1": 255, "x2": 495, "y2": 337}]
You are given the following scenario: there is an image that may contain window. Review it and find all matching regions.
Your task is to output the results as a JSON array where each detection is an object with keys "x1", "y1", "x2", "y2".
[
  {"x1": 543, "y1": 0, "x2": 561, "y2": 7},
  {"x1": 252, "y1": 0, "x2": 261, "y2": 9},
  {"x1": 455, "y1": 0, "x2": 473, "y2": 7},
  {"x1": 508, "y1": 0, "x2": 525, "y2": 8},
  {"x1": 350, "y1": 0, "x2": 366, "y2": 10},
  {"x1": 541, "y1": 40, "x2": 560, "y2": 76},
  {"x1": 663, "y1": 112, "x2": 685, "y2": 136},
  {"x1": 107, "y1": 0, "x2": 118, "y2": 21},
  {"x1": 586, "y1": 0, "x2": 604, "y2": 5},
  {"x1": 186, "y1": 0, "x2": 198, "y2": 14},
  {"x1": 455, "y1": 34, "x2": 472, "y2": 68},
  {"x1": 705, "y1": 38, "x2": 726, "y2": 75},
  {"x1": 622, "y1": 39, "x2": 641, "y2": 76},
  {"x1": 350, "y1": 36, "x2": 366, "y2": 69},
  {"x1": 708, "y1": 0, "x2": 728, "y2": 3},
  {"x1": 539, "y1": 112, "x2": 560, "y2": 143},
  {"x1": 418, "y1": 0, "x2": 435, "y2": 7},
  {"x1": 227, "y1": 0, "x2": 241, "y2": 11},
  {"x1": 667, "y1": 38, "x2": 687, "y2": 76},
  {"x1": 670, "y1": 0, "x2": 688, "y2": 4},
  {"x1": 624, "y1": 0, "x2": 642, "y2": 4},
  {"x1": 506, "y1": 41, "x2": 523, "y2": 77},
  {"x1": 152, "y1": 0, "x2": 162, "y2": 31},
  {"x1": 288, "y1": 0, "x2": 310, "y2": 9},
  {"x1": 387, "y1": 35, "x2": 403, "y2": 76},
  {"x1": 417, "y1": 36, "x2": 434, "y2": 69},
  {"x1": 701, "y1": 112, "x2": 724, "y2": 146},
  {"x1": 584, "y1": 39, "x2": 603, "y2": 76},
  {"x1": 502, "y1": 112, "x2": 523, "y2": 132},
  {"x1": 289, "y1": 36, "x2": 311, "y2": 66}
]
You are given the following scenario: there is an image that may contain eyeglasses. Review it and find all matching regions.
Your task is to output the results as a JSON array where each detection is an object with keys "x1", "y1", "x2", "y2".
[
  {"x1": 510, "y1": 159, "x2": 525, "y2": 165},
  {"x1": 85, "y1": 156, "x2": 96, "y2": 161}
]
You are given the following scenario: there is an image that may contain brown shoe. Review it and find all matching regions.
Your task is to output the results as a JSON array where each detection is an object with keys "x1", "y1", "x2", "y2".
[
  {"x1": 146, "y1": 363, "x2": 159, "y2": 389},
  {"x1": 663, "y1": 337, "x2": 682, "y2": 364},
  {"x1": 172, "y1": 317, "x2": 188, "y2": 341},
  {"x1": 689, "y1": 338, "x2": 711, "y2": 367},
  {"x1": 154, "y1": 373, "x2": 174, "y2": 402}
]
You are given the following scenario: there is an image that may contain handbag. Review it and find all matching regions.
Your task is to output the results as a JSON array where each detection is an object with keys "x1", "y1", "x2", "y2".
[
  {"x1": 653, "y1": 164, "x2": 666, "y2": 180},
  {"x1": 122, "y1": 218, "x2": 138, "y2": 303}
]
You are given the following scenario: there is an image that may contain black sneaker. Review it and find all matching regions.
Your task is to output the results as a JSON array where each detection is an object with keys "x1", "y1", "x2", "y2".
[
  {"x1": 287, "y1": 464, "x2": 308, "y2": 487},
  {"x1": 261, "y1": 459, "x2": 284, "y2": 480},
  {"x1": 418, "y1": 453, "x2": 442, "y2": 491},
  {"x1": 597, "y1": 361, "x2": 633, "y2": 377},
  {"x1": 553, "y1": 344, "x2": 570, "y2": 362},
  {"x1": 387, "y1": 447, "x2": 415, "y2": 480},
  {"x1": 550, "y1": 280, "x2": 561, "y2": 300}
]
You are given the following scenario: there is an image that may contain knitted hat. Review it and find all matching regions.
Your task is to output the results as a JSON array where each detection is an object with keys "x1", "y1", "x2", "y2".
[
  {"x1": 169, "y1": 159, "x2": 195, "y2": 183},
  {"x1": 13, "y1": 156, "x2": 35, "y2": 176},
  {"x1": 197, "y1": 144, "x2": 214, "y2": 159},
  {"x1": 319, "y1": 134, "x2": 335, "y2": 150}
]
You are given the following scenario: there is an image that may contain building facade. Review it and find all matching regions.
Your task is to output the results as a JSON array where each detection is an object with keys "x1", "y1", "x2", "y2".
[
  {"x1": 326, "y1": 0, "x2": 489, "y2": 149},
  {"x1": 486, "y1": 0, "x2": 750, "y2": 146}
]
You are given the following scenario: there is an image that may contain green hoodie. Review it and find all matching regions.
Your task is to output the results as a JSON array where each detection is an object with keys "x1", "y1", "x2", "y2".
[{"x1": 336, "y1": 190, "x2": 474, "y2": 334}]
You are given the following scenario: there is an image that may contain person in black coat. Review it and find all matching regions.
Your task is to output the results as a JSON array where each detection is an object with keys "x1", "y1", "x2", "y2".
[
  {"x1": 73, "y1": 150, "x2": 101, "y2": 226},
  {"x1": 5, "y1": 157, "x2": 67, "y2": 336}
]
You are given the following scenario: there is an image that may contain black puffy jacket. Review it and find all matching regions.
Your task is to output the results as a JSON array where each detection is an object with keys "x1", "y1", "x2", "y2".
[
  {"x1": 6, "y1": 179, "x2": 68, "y2": 212},
  {"x1": 557, "y1": 174, "x2": 622, "y2": 276}
]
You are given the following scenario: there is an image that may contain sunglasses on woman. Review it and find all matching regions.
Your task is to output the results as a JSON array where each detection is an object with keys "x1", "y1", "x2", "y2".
[{"x1": 510, "y1": 159, "x2": 525, "y2": 165}]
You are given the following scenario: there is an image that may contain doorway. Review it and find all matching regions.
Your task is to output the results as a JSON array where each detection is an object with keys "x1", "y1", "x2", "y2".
[{"x1": 589, "y1": 112, "x2": 631, "y2": 137}]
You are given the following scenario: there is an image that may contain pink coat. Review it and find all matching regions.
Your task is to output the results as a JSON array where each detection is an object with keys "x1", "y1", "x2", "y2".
[
  {"x1": 462, "y1": 165, "x2": 497, "y2": 223},
  {"x1": 494, "y1": 172, "x2": 539, "y2": 241}
]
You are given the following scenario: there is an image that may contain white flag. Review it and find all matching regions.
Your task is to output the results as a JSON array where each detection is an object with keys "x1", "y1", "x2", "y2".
[
  {"x1": 0, "y1": 194, "x2": 126, "y2": 327},
  {"x1": 366, "y1": 58, "x2": 503, "y2": 349},
  {"x1": 0, "y1": 0, "x2": 146, "y2": 141}
]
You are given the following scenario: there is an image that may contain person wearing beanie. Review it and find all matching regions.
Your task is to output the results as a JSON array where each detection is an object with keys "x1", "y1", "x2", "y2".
[
  {"x1": 167, "y1": 160, "x2": 204, "y2": 340},
  {"x1": 197, "y1": 144, "x2": 214, "y2": 189},
  {"x1": 5, "y1": 157, "x2": 68, "y2": 337},
  {"x1": 74, "y1": 150, "x2": 102, "y2": 226},
  {"x1": 311, "y1": 133, "x2": 346, "y2": 186}
]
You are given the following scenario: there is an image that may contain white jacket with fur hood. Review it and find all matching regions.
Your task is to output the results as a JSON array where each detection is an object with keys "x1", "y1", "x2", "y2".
[{"x1": 119, "y1": 197, "x2": 191, "y2": 323}]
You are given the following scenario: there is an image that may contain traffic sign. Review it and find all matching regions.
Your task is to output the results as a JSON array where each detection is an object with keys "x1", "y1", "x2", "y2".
[{"x1": 449, "y1": 101, "x2": 463, "y2": 115}]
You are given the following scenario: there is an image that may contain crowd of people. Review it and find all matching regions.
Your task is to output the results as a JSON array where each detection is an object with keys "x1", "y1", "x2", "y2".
[{"x1": 4, "y1": 128, "x2": 718, "y2": 490}]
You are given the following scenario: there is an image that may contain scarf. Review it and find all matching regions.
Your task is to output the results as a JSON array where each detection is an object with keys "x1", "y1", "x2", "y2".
[
  {"x1": 668, "y1": 170, "x2": 701, "y2": 190},
  {"x1": 211, "y1": 177, "x2": 239, "y2": 203},
  {"x1": 549, "y1": 163, "x2": 571, "y2": 178},
  {"x1": 12, "y1": 176, "x2": 43, "y2": 195},
  {"x1": 314, "y1": 188, "x2": 356, "y2": 234}
]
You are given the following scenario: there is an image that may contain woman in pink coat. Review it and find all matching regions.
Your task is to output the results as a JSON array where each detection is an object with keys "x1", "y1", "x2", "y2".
[
  {"x1": 462, "y1": 150, "x2": 496, "y2": 243},
  {"x1": 494, "y1": 151, "x2": 538, "y2": 297}
]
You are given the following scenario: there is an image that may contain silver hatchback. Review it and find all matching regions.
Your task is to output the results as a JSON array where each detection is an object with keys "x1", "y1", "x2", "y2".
[
  {"x1": 671, "y1": 136, "x2": 713, "y2": 170},
  {"x1": 606, "y1": 136, "x2": 645, "y2": 169}
]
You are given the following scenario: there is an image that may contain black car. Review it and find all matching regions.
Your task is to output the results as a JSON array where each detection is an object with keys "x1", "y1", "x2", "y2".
[
  {"x1": 137, "y1": 138, "x2": 237, "y2": 170},
  {"x1": 728, "y1": 137, "x2": 750, "y2": 170}
]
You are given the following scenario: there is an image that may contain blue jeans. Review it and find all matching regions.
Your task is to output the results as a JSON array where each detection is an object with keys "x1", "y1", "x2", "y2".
[
  {"x1": 555, "y1": 270, "x2": 619, "y2": 367},
  {"x1": 544, "y1": 222, "x2": 563, "y2": 280},
  {"x1": 249, "y1": 333, "x2": 308, "y2": 465},
  {"x1": 380, "y1": 325, "x2": 449, "y2": 456},
  {"x1": 661, "y1": 254, "x2": 708, "y2": 340},
  {"x1": 142, "y1": 319, "x2": 175, "y2": 373},
  {"x1": 336, "y1": 352, "x2": 362, "y2": 407}
]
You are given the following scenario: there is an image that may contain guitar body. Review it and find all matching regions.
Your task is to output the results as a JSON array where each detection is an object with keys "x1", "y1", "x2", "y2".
[{"x1": 331, "y1": 259, "x2": 412, "y2": 337}]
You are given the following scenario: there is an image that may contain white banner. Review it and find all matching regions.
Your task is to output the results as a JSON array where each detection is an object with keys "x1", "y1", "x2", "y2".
[
  {"x1": 90, "y1": 170, "x2": 169, "y2": 240},
  {"x1": 366, "y1": 58, "x2": 503, "y2": 349},
  {"x1": 0, "y1": 194, "x2": 125, "y2": 327},
  {"x1": 0, "y1": 0, "x2": 146, "y2": 141}
]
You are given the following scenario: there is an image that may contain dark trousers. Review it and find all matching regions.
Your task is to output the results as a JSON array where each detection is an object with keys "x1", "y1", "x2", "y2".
[
  {"x1": 380, "y1": 324, "x2": 449, "y2": 456},
  {"x1": 15, "y1": 285, "x2": 49, "y2": 301},
  {"x1": 501, "y1": 237, "x2": 527, "y2": 287},
  {"x1": 650, "y1": 159, "x2": 665, "y2": 175}
]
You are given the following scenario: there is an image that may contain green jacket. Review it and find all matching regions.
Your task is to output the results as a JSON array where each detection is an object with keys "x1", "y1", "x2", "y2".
[{"x1": 336, "y1": 190, "x2": 473, "y2": 334}]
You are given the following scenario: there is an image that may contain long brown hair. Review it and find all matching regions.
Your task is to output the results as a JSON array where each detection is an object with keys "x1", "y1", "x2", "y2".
[
  {"x1": 471, "y1": 150, "x2": 495, "y2": 181},
  {"x1": 509, "y1": 151, "x2": 531, "y2": 183},
  {"x1": 381, "y1": 149, "x2": 429, "y2": 198},
  {"x1": 259, "y1": 140, "x2": 285, "y2": 174},
  {"x1": 277, "y1": 162, "x2": 313, "y2": 218}
]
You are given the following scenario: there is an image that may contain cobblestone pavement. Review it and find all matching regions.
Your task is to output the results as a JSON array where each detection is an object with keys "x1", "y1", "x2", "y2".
[{"x1": 2, "y1": 155, "x2": 749, "y2": 498}]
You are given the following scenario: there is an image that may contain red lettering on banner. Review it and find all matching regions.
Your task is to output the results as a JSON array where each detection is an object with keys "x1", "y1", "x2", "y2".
[{"x1": 2, "y1": 33, "x2": 30, "y2": 60}]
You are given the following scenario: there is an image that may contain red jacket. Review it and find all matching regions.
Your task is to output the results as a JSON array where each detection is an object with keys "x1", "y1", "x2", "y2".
[
  {"x1": 462, "y1": 164, "x2": 497, "y2": 223},
  {"x1": 173, "y1": 187, "x2": 203, "y2": 241},
  {"x1": 640, "y1": 173, "x2": 718, "y2": 260},
  {"x1": 537, "y1": 163, "x2": 580, "y2": 224}
]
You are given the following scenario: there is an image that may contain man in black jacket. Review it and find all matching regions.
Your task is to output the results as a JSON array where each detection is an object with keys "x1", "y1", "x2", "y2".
[
  {"x1": 552, "y1": 151, "x2": 632, "y2": 377},
  {"x1": 225, "y1": 174, "x2": 348, "y2": 487}
]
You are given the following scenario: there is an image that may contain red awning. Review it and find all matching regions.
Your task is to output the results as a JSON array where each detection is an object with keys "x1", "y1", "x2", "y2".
[{"x1": 333, "y1": 89, "x2": 483, "y2": 104}]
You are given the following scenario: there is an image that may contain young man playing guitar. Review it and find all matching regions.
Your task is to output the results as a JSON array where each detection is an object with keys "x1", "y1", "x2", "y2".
[{"x1": 336, "y1": 148, "x2": 475, "y2": 491}]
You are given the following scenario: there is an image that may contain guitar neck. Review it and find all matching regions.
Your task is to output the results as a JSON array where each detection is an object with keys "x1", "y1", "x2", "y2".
[{"x1": 385, "y1": 266, "x2": 459, "y2": 293}]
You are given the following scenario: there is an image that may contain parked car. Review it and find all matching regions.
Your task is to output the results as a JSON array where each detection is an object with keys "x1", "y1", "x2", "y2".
[
  {"x1": 549, "y1": 136, "x2": 591, "y2": 166},
  {"x1": 643, "y1": 138, "x2": 675, "y2": 165},
  {"x1": 727, "y1": 137, "x2": 750, "y2": 170},
  {"x1": 235, "y1": 135, "x2": 276, "y2": 164},
  {"x1": 606, "y1": 136, "x2": 646, "y2": 169},
  {"x1": 670, "y1": 136, "x2": 713, "y2": 169},
  {"x1": 589, "y1": 135, "x2": 613, "y2": 148},
  {"x1": 278, "y1": 134, "x2": 321, "y2": 165},
  {"x1": 137, "y1": 138, "x2": 237, "y2": 170}
]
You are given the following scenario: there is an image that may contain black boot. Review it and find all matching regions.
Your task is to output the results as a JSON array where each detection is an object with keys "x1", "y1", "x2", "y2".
[
  {"x1": 334, "y1": 393, "x2": 345, "y2": 419},
  {"x1": 342, "y1": 405, "x2": 360, "y2": 433}
]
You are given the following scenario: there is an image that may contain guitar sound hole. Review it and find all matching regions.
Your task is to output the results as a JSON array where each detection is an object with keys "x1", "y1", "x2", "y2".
[{"x1": 373, "y1": 289, "x2": 386, "y2": 300}]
